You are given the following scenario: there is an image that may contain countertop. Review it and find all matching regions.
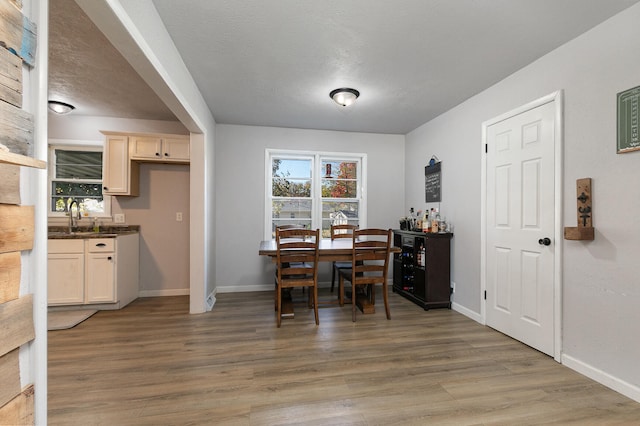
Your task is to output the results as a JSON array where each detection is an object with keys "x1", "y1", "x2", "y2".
[{"x1": 48, "y1": 225, "x2": 140, "y2": 239}]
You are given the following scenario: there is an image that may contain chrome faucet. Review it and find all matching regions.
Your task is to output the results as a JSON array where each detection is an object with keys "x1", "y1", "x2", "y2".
[{"x1": 68, "y1": 199, "x2": 81, "y2": 232}]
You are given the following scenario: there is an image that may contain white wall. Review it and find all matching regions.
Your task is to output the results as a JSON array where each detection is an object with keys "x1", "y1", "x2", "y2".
[
  {"x1": 24, "y1": 0, "x2": 49, "y2": 422},
  {"x1": 79, "y1": 0, "x2": 218, "y2": 313},
  {"x1": 215, "y1": 124, "x2": 405, "y2": 291},
  {"x1": 406, "y1": 4, "x2": 640, "y2": 398},
  {"x1": 114, "y1": 163, "x2": 190, "y2": 295}
]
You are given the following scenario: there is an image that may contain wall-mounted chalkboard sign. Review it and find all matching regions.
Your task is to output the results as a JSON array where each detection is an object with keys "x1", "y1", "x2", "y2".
[
  {"x1": 425, "y1": 161, "x2": 441, "y2": 203},
  {"x1": 617, "y1": 85, "x2": 640, "y2": 153}
]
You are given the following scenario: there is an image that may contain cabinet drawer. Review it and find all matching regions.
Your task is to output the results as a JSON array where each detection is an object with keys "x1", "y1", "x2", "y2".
[
  {"x1": 48, "y1": 239, "x2": 84, "y2": 254},
  {"x1": 86, "y1": 238, "x2": 115, "y2": 252}
]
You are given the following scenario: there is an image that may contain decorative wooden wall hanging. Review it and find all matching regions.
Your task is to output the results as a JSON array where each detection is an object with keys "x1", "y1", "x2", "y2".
[
  {"x1": 0, "y1": 163, "x2": 20, "y2": 204},
  {"x1": 0, "y1": 0, "x2": 37, "y2": 67},
  {"x1": 0, "y1": 1, "x2": 40, "y2": 422},
  {"x1": 0, "y1": 100, "x2": 33, "y2": 156},
  {"x1": 0, "y1": 46, "x2": 22, "y2": 107},
  {"x1": 564, "y1": 178, "x2": 595, "y2": 240}
]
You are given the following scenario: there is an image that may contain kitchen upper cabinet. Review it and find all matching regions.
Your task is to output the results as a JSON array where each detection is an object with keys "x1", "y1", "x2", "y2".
[
  {"x1": 102, "y1": 134, "x2": 140, "y2": 196},
  {"x1": 130, "y1": 136, "x2": 190, "y2": 163},
  {"x1": 101, "y1": 131, "x2": 189, "y2": 197}
]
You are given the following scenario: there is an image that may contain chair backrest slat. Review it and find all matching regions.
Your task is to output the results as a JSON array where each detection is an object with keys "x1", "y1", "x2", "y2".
[
  {"x1": 331, "y1": 223, "x2": 358, "y2": 240},
  {"x1": 276, "y1": 228, "x2": 320, "y2": 283},
  {"x1": 350, "y1": 228, "x2": 392, "y2": 285}
]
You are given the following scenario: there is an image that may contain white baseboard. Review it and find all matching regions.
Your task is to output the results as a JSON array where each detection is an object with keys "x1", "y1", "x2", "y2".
[
  {"x1": 216, "y1": 284, "x2": 272, "y2": 293},
  {"x1": 451, "y1": 302, "x2": 483, "y2": 324},
  {"x1": 138, "y1": 288, "x2": 190, "y2": 297},
  {"x1": 562, "y1": 354, "x2": 640, "y2": 403}
]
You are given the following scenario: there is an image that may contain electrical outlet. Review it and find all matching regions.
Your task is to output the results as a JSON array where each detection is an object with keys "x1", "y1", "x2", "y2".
[
  {"x1": 176, "y1": 212, "x2": 183, "y2": 222},
  {"x1": 114, "y1": 213, "x2": 125, "y2": 223}
]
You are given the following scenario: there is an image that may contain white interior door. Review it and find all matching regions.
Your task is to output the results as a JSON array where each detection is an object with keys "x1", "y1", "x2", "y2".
[{"x1": 485, "y1": 97, "x2": 558, "y2": 357}]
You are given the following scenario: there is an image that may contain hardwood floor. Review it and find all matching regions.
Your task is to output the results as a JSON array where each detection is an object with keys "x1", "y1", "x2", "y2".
[{"x1": 48, "y1": 290, "x2": 640, "y2": 425}]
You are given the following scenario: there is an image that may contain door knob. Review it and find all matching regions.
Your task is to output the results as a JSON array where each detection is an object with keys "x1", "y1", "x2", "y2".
[{"x1": 538, "y1": 237, "x2": 551, "y2": 246}]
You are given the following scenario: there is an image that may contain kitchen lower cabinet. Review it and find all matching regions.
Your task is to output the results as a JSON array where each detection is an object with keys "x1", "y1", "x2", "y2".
[
  {"x1": 85, "y1": 239, "x2": 115, "y2": 303},
  {"x1": 47, "y1": 234, "x2": 139, "y2": 309},
  {"x1": 48, "y1": 240, "x2": 84, "y2": 305}
]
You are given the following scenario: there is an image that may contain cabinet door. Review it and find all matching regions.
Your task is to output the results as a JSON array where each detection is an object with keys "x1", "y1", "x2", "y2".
[
  {"x1": 162, "y1": 138, "x2": 190, "y2": 162},
  {"x1": 103, "y1": 135, "x2": 130, "y2": 195},
  {"x1": 86, "y1": 252, "x2": 115, "y2": 303},
  {"x1": 130, "y1": 136, "x2": 163, "y2": 160},
  {"x1": 424, "y1": 237, "x2": 451, "y2": 304},
  {"x1": 48, "y1": 253, "x2": 84, "y2": 305}
]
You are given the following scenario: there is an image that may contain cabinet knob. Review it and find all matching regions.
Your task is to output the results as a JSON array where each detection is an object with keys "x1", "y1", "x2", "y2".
[
  {"x1": 103, "y1": 186, "x2": 108, "y2": 191},
  {"x1": 107, "y1": 256, "x2": 112, "y2": 260},
  {"x1": 155, "y1": 152, "x2": 160, "y2": 156},
  {"x1": 164, "y1": 152, "x2": 169, "y2": 157}
]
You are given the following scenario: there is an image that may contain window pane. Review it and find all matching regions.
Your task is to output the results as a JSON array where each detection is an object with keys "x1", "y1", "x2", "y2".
[
  {"x1": 272, "y1": 199, "x2": 312, "y2": 219},
  {"x1": 321, "y1": 201, "x2": 359, "y2": 236},
  {"x1": 272, "y1": 177, "x2": 311, "y2": 197},
  {"x1": 56, "y1": 150, "x2": 102, "y2": 179},
  {"x1": 272, "y1": 158, "x2": 312, "y2": 197},
  {"x1": 321, "y1": 180, "x2": 357, "y2": 198},
  {"x1": 321, "y1": 160, "x2": 357, "y2": 179},
  {"x1": 321, "y1": 160, "x2": 358, "y2": 198},
  {"x1": 52, "y1": 182, "x2": 104, "y2": 213},
  {"x1": 272, "y1": 199, "x2": 312, "y2": 237},
  {"x1": 273, "y1": 158, "x2": 311, "y2": 179}
]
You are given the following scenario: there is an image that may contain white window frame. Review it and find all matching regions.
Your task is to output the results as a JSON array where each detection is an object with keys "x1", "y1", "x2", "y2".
[
  {"x1": 264, "y1": 149, "x2": 367, "y2": 239},
  {"x1": 48, "y1": 140, "x2": 111, "y2": 218}
]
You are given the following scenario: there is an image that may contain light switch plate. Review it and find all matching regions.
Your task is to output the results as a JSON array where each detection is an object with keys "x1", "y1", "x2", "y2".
[{"x1": 114, "y1": 213, "x2": 125, "y2": 223}]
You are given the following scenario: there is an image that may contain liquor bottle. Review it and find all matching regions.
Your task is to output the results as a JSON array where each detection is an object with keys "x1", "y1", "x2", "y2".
[
  {"x1": 422, "y1": 211, "x2": 429, "y2": 232},
  {"x1": 431, "y1": 208, "x2": 439, "y2": 233}
]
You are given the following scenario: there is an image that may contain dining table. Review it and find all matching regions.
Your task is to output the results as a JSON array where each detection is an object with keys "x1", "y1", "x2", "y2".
[{"x1": 259, "y1": 238, "x2": 401, "y2": 318}]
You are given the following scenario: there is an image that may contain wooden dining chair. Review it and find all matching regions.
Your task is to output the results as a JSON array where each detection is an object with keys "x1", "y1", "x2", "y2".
[
  {"x1": 338, "y1": 228, "x2": 393, "y2": 322},
  {"x1": 330, "y1": 224, "x2": 358, "y2": 292},
  {"x1": 276, "y1": 224, "x2": 306, "y2": 230},
  {"x1": 274, "y1": 227, "x2": 320, "y2": 327}
]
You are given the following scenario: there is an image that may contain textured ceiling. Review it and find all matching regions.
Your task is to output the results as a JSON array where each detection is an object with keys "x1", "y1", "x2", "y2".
[
  {"x1": 50, "y1": 0, "x2": 640, "y2": 134},
  {"x1": 48, "y1": 0, "x2": 177, "y2": 121}
]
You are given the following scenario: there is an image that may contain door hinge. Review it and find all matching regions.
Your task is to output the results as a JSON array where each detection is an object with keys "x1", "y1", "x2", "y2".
[{"x1": 484, "y1": 290, "x2": 487, "y2": 300}]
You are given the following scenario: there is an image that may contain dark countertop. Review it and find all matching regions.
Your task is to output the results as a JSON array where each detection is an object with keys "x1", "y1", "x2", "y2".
[{"x1": 48, "y1": 225, "x2": 140, "y2": 239}]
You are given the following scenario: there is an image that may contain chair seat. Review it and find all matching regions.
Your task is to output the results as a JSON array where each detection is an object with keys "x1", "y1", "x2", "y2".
[{"x1": 338, "y1": 268, "x2": 352, "y2": 276}]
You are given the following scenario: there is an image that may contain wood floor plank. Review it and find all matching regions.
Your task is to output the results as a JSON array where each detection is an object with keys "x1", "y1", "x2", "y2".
[{"x1": 48, "y1": 290, "x2": 640, "y2": 425}]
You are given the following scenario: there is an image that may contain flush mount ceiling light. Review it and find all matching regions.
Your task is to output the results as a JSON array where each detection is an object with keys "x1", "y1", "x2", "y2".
[
  {"x1": 48, "y1": 100, "x2": 75, "y2": 114},
  {"x1": 330, "y1": 88, "x2": 360, "y2": 107}
]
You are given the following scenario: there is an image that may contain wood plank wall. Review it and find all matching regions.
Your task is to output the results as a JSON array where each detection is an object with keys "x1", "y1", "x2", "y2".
[
  {"x1": 0, "y1": 46, "x2": 22, "y2": 108},
  {"x1": 0, "y1": 1, "x2": 39, "y2": 423}
]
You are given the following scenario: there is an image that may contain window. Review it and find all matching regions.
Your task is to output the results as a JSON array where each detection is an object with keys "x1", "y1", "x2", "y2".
[
  {"x1": 266, "y1": 150, "x2": 366, "y2": 239},
  {"x1": 49, "y1": 145, "x2": 110, "y2": 217}
]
